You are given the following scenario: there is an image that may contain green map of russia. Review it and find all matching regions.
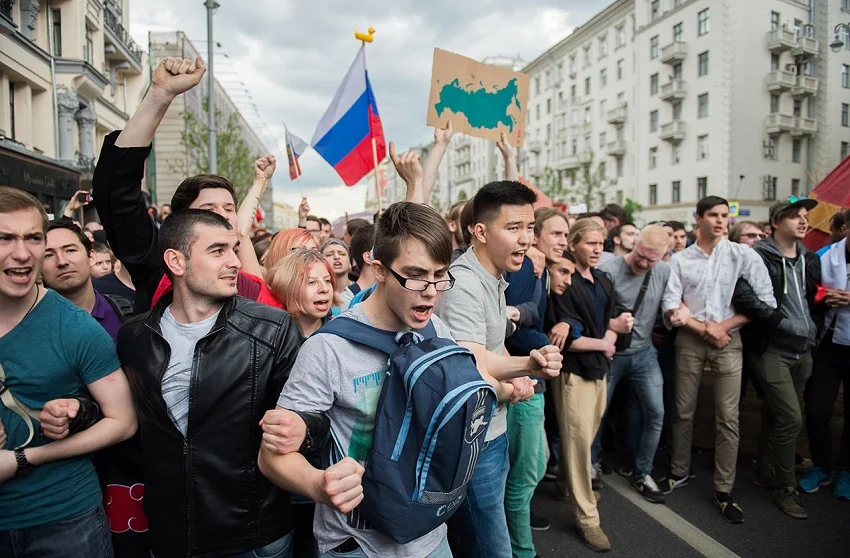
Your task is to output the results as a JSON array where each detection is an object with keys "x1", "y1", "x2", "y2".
[{"x1": 434, "y1": 77, "x2": 521, "y2": 131}]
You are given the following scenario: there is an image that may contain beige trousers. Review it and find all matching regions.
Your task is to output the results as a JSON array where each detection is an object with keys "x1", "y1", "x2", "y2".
[{"x1": 551, "y1": 371, "x2": 607, "y2": 529}]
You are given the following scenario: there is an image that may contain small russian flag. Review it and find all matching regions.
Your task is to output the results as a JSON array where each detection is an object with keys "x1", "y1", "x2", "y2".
[
  {"x1": 285, "y1": 125, "x2": 308, "y2": 181},
  {"x1": 311, "y1": 45, "x2": 386, "y2": 186}
]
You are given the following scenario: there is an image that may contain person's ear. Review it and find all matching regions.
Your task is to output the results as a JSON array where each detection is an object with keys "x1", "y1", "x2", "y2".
[{"x1": 163, "y1": 249, "x2": 187, "y2": 278}]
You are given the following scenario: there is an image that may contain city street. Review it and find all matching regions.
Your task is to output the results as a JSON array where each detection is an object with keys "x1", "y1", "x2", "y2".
[{"x1": 531, "y1": 451, "x2": 850, "y2": 557}]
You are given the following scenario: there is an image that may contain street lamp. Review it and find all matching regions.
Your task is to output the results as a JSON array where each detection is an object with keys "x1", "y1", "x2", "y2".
[
  {"x1": 829, "y1": 22, "x2": 849, "y2": 52},
  {"x1": 205, "y1": 0, "x2": 220, "y2": 174}
]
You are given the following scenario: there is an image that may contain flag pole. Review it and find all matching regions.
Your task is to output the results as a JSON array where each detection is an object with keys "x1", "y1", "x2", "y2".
[{"x1": 356, "y1": 26, "x2": 381, "y2": 213}]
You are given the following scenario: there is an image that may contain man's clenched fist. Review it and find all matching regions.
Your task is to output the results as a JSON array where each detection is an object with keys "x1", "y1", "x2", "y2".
[
  {"x1": 317, "y1": 457, "x2": 365, "y2": 514},
  {"x1": 529, "y1": 345, "x2": 563, "y2": 379},
  {"x1": 152, "y1": 56, "x2": 206, "y2": 98},
  {"x1": 39, "y1": 398, "x2": 80, "y2": 440},
  {"x1": 260, "y1": 408, "x2": 306, "y2": 455}
]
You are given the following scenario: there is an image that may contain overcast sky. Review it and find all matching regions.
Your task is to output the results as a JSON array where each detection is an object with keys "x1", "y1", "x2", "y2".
[{"x1": 130, "y1": 1, "x2": 602, "y2": 220}]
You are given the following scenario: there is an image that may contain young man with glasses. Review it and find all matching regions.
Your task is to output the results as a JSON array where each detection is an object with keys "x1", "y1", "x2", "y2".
[{"x1": 730, "y1": 221, "x2": 766, "y2": 248}]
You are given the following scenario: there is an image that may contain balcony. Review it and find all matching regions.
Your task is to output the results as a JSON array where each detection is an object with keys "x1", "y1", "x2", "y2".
[
  {"x1": 527, "y1": 140, "x2": 543, "y2": 153},
  {"x1": 766, "y1": 28, "x2": 797, "y2": 52},
  {"x1": 765, "y1": 113, "x2": 795, "y2": 135},
  {"x1": 765, "y1": 70, "x2": 796, "y2": 92},
  {"x1": 792, "y1": 117, "x2": 817, "y2": 136},
  {"x1": 558, "y1": 151, "x2": 592, "y2": 170},
  {"x1": 454, "y1": 151, "x2": 470, "y2": 166},
  {"x1": 606, "y1": 105, "x2": 627, "y2": 125},
  {"x1": 660, "y1": 42, "x2": 687, "y2": 65},
  {"x1": 0, "y1": 0, "x2": 16, "y2": 35},
  {"x1": 792, "y1": 75, "x2": 818, "y2": 96},
  {"x1": 55, "y1": 59, "x2": 110, "y2": 99},
  {"x1": 606, "y1": 139, "x2": 627, "y2": 157},
  {"x1": 791, "y1": 35, "x2": 819, "y2": 58},
  {"x1": 659, "y1": 80, "x2": 687, "y2": 102},
  {"x1": 659, "y1": 120, "x2": 686, "y2": 143},
  {"x1": 103, "y1": 8, "x2": 144, "y2": 73}
]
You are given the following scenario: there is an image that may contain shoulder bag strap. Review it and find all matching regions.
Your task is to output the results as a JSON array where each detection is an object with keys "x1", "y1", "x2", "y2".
[
  {"x1": 0, "y1": 360, "x2": 41, "y2": 449},
  {"x1": 631, "y1": 270, "x2": 654, "y2": 316}
]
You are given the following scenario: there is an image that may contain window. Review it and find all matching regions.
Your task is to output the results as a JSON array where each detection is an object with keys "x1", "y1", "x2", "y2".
[
  {"x1": 600, "y1": 68, "x2": 608, "y2": 88},
  {"x1": 8, "y1": 81, "x2": 15, "y2": 140},
  {"x1": 698, "y1": 51, "x2": 709, "y2": 76},
  {"x1": 616, "y1": 157, "x2": 624, "y2": 177},
  {"x1": 617, "y1": 59, "x2": 624, "y2": 80},
  {"x1": 615, "y1": 26, "x2": 626, "y2": 49},
  {"x1": 770, "y1": 11, "x2": 780, "y2": 30},
  {"x1": 842, "y1": 142, "x2": 850, "y2": 159},
  {"x1": 651, "y1": 0, "x2": 660, "y2": 21},
  {"x1": 672, "y1": 181, "x2": 681, "y2": 203},
  {"x1": 600, "y1": 99, "x2": 607, "y2": 116},
  {"x1": 842, "y1": 103, "x2": 849, "y2": 127},
  {"x1": 536, "y1": 104, "x2": 540, "y2": 120},
  {"x1": 697, "y1": 135, "x2": 709, "y2": 160},
  {"x1": 843, "y1": 64, "x2": 850, "y2": 88},
  {"x1": 535, "y1": 77, "x2": 541, "y2": 95},
  {"x1": 570, "y1": 84, "x2": 576, "y2": 99},
  {"x1": 792, "y1": 139, "x2": 801, "y2": 163},
  {"x1": 650, "y1": 35, "x2": 660, "y2": 59},
  {"x1": 556, "y1": 63, "x2": 563, "y2": 82},
  {"x1": 770, "y1": 94, "x2": 780, "y2": 114},
  {"x1": 649, "y1": 184, "x2": 658, "y2": 205},
  {"x1": 547, "y1": 98, "x2": 551, "y2": 115},
  {"x1": 571, "y1": 138, "x2": 577, "y2": 155},
  {"x1": 583, "y1": 45, "x2": 591, "y2": 67},
  {"x1": 85, "y1": 28, "x2": 94, "y2": 64},
  {"x1": 793, "y1": 99, "x2": 801, "y2": 117},
  {"x1": 617, "y1": 91, "x2": 625, "y2": 104},
  {"x1": 673, "y1": 62, "x2": 683, "y2": 80},
  {"x1": 808, "y1": 98, "x2": 816, "y2": 118},
  {"x1": 673, "y1": 22, "x2": 683, "y2": 43},
  {"x1": 569, "y1": 55, "x2": 577, "y2": 75},
  {"x1": 600, "y1": 131, "x2": 607, "y2": 149},
  {"x1": 52, "y1": 9, "x2": 62, "y2": 56},
  {"x1": 649, "y1": 147, "x2": 658, "y2": 169},
  {"x1": 698, "y1": 93, "x2": 709, "y2": 118},
  {"x1": 546, "y1": 124, "x2": 551, "y2": 140},
  {"x1": 771, "y1": 54, "x2": 780, "y2": 71},
  {"x1": 672, "y1": 144, "x2": 681, "y2": 165},
  {"x1": 650, "y1": 110, "x2": 659, "y2": 132},
  {"x1": 672, "y1": 101, "x2": 682, "y2": 120},
  {"x1": 584, "y1": 134, "x2": 591, "y2": 151},
  {"x1": 650, "y1": 73, "x2": 659, "y2": 96},
  {"x1": 584, "y1": 107, "x2": 592, "y2": 123},
  {"x1": 791, "y1": 179, "x2": 800, "y2": 197},
  {"x1": 697, "y1": 177, "x2": 708, "y2": 199},
  {"x1": 585, "y1": 77, "x2": 591, "y2": 95},
  {"x1": 698, "y1": 9, "x2": 710, "y2": 36},
  {"x1": 599, "y1": 36, "x2": 608, "y2": 58},
  {"x1": 545, "y1": 70, "x2": 552, "y2": 90},
  {"x1": 571, "y1": 109, "x2": 579, "y2": 125}
]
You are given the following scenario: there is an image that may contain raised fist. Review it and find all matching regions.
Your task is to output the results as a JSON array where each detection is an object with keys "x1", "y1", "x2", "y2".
[
  {"x1": 152, "y1": 56, "x2": 206, "y2": 98},
  {"x1": 319, "y1": 457, "x2": 365, "y2": 514},
  {"x1": 254, "y1": 155, "x2": 277, "y2": 182}
]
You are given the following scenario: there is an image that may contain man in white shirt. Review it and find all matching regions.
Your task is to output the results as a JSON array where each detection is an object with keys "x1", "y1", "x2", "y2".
[{"x1": 661, "y1": 196, "x2": 775, "y2": 524}]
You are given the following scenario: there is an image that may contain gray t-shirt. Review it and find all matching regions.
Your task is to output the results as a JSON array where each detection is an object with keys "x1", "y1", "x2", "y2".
[
  {"x1": 159, "y1": 306, "x2": 220, "y2": 435},
  {"x1": 597, "y1": 256, "x2": 671, "y2": 355},
  {"x1": 435, "y1": 247, "x2": 508, "y2": 441},
  {"x1": 278, "y1": 304, "x2": 450, "y2": 558}
]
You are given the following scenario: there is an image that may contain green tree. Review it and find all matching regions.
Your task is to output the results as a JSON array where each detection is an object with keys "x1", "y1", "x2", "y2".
[
  {"x1": 430, "y1": 191, "x2": 444, "y2": 211},
  {"x1": 622, "y1": 198, "x2": 644, "y2": 223},
  {"x1": 172, "y1": 96, "x2": 259, "y2": 200},
  {"x1": 540, "y1": 166, "x2": 566, "y2": 202},
  {"x1": 456, "y1": 190, "x2": 468, "y2": 202},
  {"x1": 568, "y1": 151, "x2": 608, "y2": 209}
]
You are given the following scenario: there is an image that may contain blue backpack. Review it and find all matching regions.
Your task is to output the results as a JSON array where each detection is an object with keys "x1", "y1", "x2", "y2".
[{"x1": 319, "y1": 317, "x2": 497, "y2": 544}]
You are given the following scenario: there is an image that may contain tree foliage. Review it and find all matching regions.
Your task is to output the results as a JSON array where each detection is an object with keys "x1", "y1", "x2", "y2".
[
  {"x1": 622, "y1": 198, "x2": 644, "y2": 223},
  {"x1": 540, "y1": 166, "x2": 566, "y2": 202},
  {"x1": 173, "y1": 96, "x2": 259, "y2": 200},
  {"x1": 568, "y1": 151, "x2": 608, "y2": 209}
]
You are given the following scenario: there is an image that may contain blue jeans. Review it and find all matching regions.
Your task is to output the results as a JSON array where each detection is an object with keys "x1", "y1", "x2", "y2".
[
  {"x1": 449, "y1": 433, "x2": 511, "y2": 558},
  {"x1": 0, "y1": 504, "x2": 113, "y2": 558},
  {"x1": 591, "y1": 345, "x2": 665, "y2": 477},
  {"x1": 151, "y1": 532, "x2": 292, "y2": 558},
  {"x1": 319, "y1": 536, "x2": 452, "y2": 558}
]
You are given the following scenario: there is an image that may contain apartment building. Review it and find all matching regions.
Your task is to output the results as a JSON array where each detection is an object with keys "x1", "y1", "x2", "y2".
[
  {"x1": 148, "y1": 31, "x2": 274, "y2": 225},
  {"x1": 519, "y1": 0, "x2": 850, "y2": 225},
  {"x1": 0, "y1": 0, "x2": 147, "y2": 215}
]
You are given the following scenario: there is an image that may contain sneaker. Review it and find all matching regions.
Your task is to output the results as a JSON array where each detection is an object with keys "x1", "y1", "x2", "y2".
[
  {"x1": 615, "y1": 464, "x2": 635, "y2": 479},
  {"x1": 592, "y1": 463, "x2": 603, "y2": 491},
  {"x1": 544, "y1": 463, "x2": 558, "y2": 480},
  {"x1": 631, "y1": 474, "x2": 666, "y2": 504},
  {"x1": 579, "y1": 526, "x2": 611, "y2": 552},
  {"x1": 795, "y1": 454, "x2": 813, "y2": 472},
  {"x1": 753, "y1": 469, "x2": 776, "y2": 490},
  {"x1": 714, "y1": 492, "x2": 744, "y2": 524},
  {"x1": 834, "y1": 471, "x2": 850, "y2": 501},
  {"x1": 772, "y1": 487, "x2": 808, "y2": 519},
  {"x1": 660, "y1": 473, "x2": 689, "y2": 495},
  {"x1": 798, "y1": 465, "x2": 833, "y2": 493},
  {"x1": 530, "y1": 512, "x2": 551, "y2": 531}
]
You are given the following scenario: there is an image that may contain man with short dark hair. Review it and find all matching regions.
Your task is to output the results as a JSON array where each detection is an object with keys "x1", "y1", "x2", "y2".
[
  {"x1": 0, "y1": 187, "x2": 138, "y2": 558},
  {"x1": 437, "y1": 180, "x2": 562, "y2": 558},
  {"x1": 117, "y1": 209, "x2": 311, "y2": 558},
  {"x1": 93, "y1": 56, "x2": 274, "y2": 312},
  {"x1": 600, "y1": 204, "x2": 626, "y2": 233},
  {"x1": 610, "y1": 223, "x2": 638, "y2": 257},
  {"x1": 318, "y1": 217, "x2": 333, "y2": 244},
  {"x1": 662, "y1": 196, "x2": 775, "y2": 523},
  {"x1": 817, "y1": 211, "x2": 847, "y2": 256},
  {"x1": 305, "y1": 215, "x2": 322, "y2": 246},
  {"x1": 668, "y1": 221, "x2": 688, "y2": 253},
  {"x1": 341, "y1": 224, "x2": 375, "y2": 308},
  {"x1": 343, "y1": 218, "x2": 370, "y2": 246}
]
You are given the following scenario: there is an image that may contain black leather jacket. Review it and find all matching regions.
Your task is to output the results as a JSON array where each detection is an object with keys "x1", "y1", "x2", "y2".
[{"x1": 117, "y1": 294, "x2": 305, "y2": 558}]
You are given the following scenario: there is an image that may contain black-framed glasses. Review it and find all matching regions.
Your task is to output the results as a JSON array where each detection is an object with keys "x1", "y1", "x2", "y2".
[{"x1": 386, "y1": 267, "x2": 455, "y2": 292}]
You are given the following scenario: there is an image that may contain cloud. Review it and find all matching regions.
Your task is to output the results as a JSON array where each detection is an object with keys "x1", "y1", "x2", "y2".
[{"x1": 130, "y1": 0, "x2": 599, "y2": 214}]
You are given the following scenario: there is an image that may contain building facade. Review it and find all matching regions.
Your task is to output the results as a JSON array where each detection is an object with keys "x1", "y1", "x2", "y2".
[
  {"x1": 147, "y1": 31, "x2": 274, "y2": 226},
  {"x1": 0, "y1": 0, "x2": 147, "y2": 215},
  {"x1": 519, "y1": 0, "x2": 850, "y2": 225}
]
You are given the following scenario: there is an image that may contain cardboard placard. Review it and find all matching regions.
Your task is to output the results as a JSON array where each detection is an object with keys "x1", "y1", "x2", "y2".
[{"x1": 426, "y1": 48, "x2": 529, "y2": 146}]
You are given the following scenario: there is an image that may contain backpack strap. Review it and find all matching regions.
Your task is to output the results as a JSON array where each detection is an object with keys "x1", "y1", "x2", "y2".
[
  {"x1": 318, "y1": 317, "x2": 438, "y2": 355},
  {"x1": 0, "y1": 360, "x2": 42, "y2": 449}
]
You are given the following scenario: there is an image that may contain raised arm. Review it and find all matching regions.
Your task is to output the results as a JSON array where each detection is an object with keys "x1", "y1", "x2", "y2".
[
  {"x1": 237, "y1": 156, "x2": 276, "y2": 277},
  {"x1": 421, "y1": 122, "x2": 453, "y2": 203},
  {"x1": 496, "y1": 131, "x2": 519, "y2": 182},
  {"x1": 389, "y1": 142, "x2": 425, "y2": 204}
]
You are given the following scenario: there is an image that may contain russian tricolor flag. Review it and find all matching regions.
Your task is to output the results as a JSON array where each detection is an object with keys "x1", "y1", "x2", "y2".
[{"x1": 311, "y1": 46, "x2": 386, "y2": 186}]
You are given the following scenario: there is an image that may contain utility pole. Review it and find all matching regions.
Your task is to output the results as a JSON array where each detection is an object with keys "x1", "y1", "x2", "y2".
[{"x1": 205, "y1": 0, "x2": 220, "y2": 174}]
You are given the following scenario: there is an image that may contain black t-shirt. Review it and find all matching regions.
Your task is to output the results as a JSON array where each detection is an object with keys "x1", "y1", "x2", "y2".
[{"x1": 93, "y1": 274, "x2": 137, "y2": 312}]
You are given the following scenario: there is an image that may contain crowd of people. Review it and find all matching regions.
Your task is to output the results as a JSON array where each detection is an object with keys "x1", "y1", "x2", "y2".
[{"x1": 1, "y1": 55, "x2": 848, "y2": 558}]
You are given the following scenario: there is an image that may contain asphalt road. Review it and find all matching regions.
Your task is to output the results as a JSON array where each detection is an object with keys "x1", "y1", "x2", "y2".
[{"x1": 530, "y1": 451, "x2": 850, "y2": 557}]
